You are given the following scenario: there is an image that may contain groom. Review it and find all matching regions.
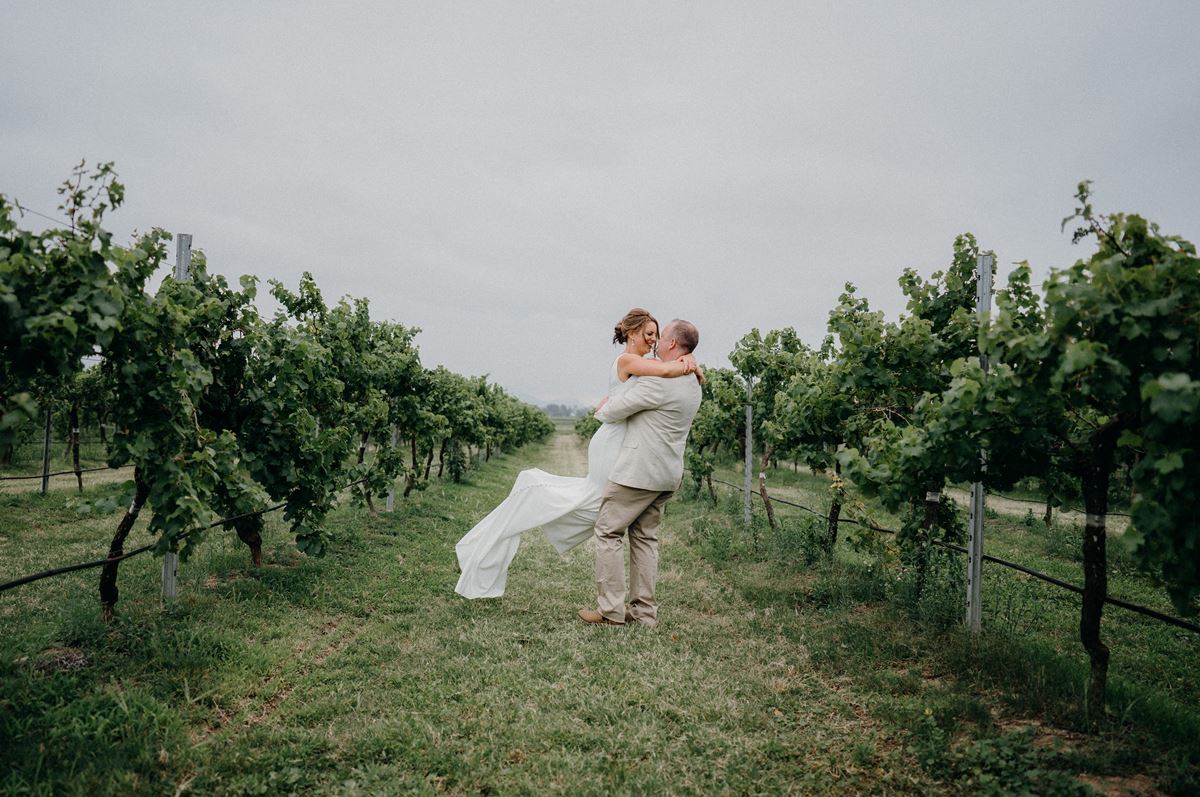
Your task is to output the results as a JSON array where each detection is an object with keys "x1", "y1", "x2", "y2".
[{"x1": 579, "y1": 319, "x2": 703, "y2": 627}]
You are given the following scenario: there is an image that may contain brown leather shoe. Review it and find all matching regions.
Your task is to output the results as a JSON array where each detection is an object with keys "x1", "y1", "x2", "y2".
[{"x1": 578, "y1": 609, "x2": 624, "y2": 626}]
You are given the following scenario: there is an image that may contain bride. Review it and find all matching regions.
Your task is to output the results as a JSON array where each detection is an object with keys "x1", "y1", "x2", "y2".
[{"x1": 454, "y1": 308, "x2": 702, "y2": 599}]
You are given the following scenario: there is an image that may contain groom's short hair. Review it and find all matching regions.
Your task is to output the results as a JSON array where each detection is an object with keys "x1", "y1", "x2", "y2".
[{"x1": 669, "y1": 319, "x2": 699, "y2": 354}]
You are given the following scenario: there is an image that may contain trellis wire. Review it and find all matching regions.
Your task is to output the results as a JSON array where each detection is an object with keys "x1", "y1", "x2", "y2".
[
  {"x1": 702, "y1": 473, "x2": 1200, "y2": 636},
  {"x1": 7, "y1": 437, "x2": 110, "y2": 447},
  {"x1": 988, "y1": 490, "x2": 1132, "y2": 519},
  {"x1": 1, "y1": 464, "x2": 128, "y2": 481},
  {"x1": 0, "y1": 477, "x2": 369, "y2": 595}
]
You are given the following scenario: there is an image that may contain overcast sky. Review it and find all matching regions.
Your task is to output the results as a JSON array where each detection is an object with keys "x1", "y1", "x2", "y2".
[{"x1": 4, "y1": 2, "x2": 1198, "y2": 405}]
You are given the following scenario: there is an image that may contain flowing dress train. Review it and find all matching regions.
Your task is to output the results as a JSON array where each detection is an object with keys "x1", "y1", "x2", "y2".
[{"x1": 453, "y1": 360, "x2": 633, "y2": 598}]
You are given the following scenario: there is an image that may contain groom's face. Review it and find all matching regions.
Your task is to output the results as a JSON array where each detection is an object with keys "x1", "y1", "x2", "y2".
[{"x1": 657, "y1": 323, "x2": 674, "y2": 356}]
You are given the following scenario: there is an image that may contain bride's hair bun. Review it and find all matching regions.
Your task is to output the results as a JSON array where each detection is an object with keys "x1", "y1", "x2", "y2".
[{"x1": 613, "y1": 307, "x2": 658, "y2": 345}]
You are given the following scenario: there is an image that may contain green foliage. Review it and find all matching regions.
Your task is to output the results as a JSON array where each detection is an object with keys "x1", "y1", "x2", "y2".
[
  {"x1": 683, "y1": 447, "x2": 715, "y2": 500},
  {"x1": 979, "y1": 184, "x2": 1200, "y2": 610},
  {"x1": 1132, "y1": 372, "x2": 1200, "y2": 609},
  {"x1": 836, "y1": 234, "x2": 995, "y2": 508},
  {"x1": 573, "y1": 408, "x2": 600, "y2": 440},
  {"x1": 754, "y1": 185, "x2": 1200, "y2": 719},
  {"x1": 445, "y1": 438, "x2": 467, "y2": 483},
  {"x1": 771, "y1": 344, "x2": 852, "y2": 475},
  {"x1": 0, "y1": 162, "x2": 155, "y2": 447},
  {"x1": 768, "y1": 514, "x2": 829, "y2": 567},
  {"x1": 2, "y1": 166, "x2": 552, "y2": 594},
  {"x1": 893, "y1": 536, "x2": 965, "y2": 632},
  {"x1": 731, "y1": 327, "x2": 810, "y2": 466},
  {"x1": 98, "y1": 240, "x2": 247, "y2": 552},
  {"x1": 912, "y1": 717, "x2": 1095, "y2": 796},
  {"x1": 683, "y1": 365, "x2": 744, "y2": 465},
  {"x1": 268, "y1": 275, "x2": 424, "y2": 520}
]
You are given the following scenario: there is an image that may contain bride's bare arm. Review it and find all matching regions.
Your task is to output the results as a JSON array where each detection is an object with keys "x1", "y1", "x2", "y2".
[{"x1": 618, "y1": 353, "x2": 703, "y2": 382}]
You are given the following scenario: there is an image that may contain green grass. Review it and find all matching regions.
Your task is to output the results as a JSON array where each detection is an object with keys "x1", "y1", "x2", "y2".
[
  {"x1": 1, "y1": 435, "x2": 111, "y2": 473},
  {"x1": 715, "y1": 459, "x2": 1198, "y2": 706},
  {"x1": 2, "y1": 433, "x2": 934, "y2": 796},
  {"x1": 2, "y1": 441, "x2": 1195, "y2": 795},
  {"x1": 691, "y1": 460, "x2": 1200, "y2": 795}
]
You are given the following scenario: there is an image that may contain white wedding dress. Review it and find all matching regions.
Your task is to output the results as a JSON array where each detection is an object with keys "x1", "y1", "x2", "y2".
[{"x1": 454, "y1": 359, "x2": 635, "y2": 598}]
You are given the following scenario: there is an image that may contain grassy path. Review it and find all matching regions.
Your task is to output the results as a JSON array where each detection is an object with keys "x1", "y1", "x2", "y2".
[
  {"x1": 185, "y1": 431, "x2": 924, "y2": 794},
  {"x1": 1, "y1": 429, "x2": 930, "y2": 795},
  {"x1": 10, "y1": 429, "x2": 1193, "y2": 794}
]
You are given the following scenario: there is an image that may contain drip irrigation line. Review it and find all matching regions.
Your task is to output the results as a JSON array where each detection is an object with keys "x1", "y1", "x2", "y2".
[
  {"x1": 0, "y1": 501, "x2": 285, "y2": 593},
  {"x1": 701, "y1": 471, "x2": 1200, "y2": 636},
  {"x1": 0, "y1": 477, "x2": 369, "y2": 594},
  {"x1": 0, "y1": 465, "x2": 127, "y2": 481}
]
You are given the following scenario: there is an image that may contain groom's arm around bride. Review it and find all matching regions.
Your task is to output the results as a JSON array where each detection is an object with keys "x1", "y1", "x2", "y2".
[{"x1": 593, "y1": 375, "x2": 699, "y2": 492}]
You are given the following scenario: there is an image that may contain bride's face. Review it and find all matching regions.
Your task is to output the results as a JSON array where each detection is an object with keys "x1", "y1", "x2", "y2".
[{"x1": 635, "y1": 322, "x2": 659, "y2": 357}]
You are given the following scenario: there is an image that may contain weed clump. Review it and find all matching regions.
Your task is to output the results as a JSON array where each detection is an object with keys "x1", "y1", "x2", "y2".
[{"x1": 912, "y1": 716, "x2": 1096, "y2": 796}]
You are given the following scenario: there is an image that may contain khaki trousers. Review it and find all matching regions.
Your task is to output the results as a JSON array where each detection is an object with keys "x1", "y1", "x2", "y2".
[{"x1": 594, "y1": 482, "x2": 673, "y2": 626}]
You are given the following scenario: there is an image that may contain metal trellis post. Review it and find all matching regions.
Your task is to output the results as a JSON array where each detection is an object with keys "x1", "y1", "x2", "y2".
[
  {"x1": 966, "y1": 252, "x2": 994, "y2": 633},
  {"x1": 744, "y1": 376, "x2": 753, "y2": 528},
  {"x1": 386, "y1": 425, "x2": 398, "y2": 512},
  {"x1": 162, "y1": 233, "x2": 192, "y2": 605}
]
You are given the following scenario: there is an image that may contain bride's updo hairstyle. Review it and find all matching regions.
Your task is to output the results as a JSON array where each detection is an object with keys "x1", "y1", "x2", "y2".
[{"x1": 613, "y1": 308, "x2": 658, "y2": 345}]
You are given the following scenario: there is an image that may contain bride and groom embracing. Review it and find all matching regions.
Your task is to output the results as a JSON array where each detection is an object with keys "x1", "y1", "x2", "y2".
[{"x1": 454, "y1": 308, "x2": 703, "y2": 627}]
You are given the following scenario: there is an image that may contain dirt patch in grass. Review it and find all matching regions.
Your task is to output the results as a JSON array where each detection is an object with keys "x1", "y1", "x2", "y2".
[
  {"x1": 192, "y1": 617, "x2": 351, "y2": 744},
  {"x1": 266, "y1": 547, "x2": 303, "y2": 567},
  {"x1": 1077, "y1": 772, "x2": 1164, "y2": 797},
  {"x1": 995, "y1": 715, "x2": 1088, "y2": 749},
  {"x1": 203, "y1": 573, "x2": 254, "y2": 589},
  {"x1": 231, "y1": 621, "x2": 367, "y2": 739},
  {"x1": 33, "y1": 645, "x2": 89, "y2": 674}
]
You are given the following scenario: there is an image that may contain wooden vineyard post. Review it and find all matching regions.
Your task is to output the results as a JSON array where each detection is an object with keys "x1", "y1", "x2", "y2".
[
  {"x1": 744, "y1": 376, "x2": 753, "y2": 529},
  {"x1": 966, "y1": 252, "x2": 994, "y2": 633},
  {"x1": 162, "y1": 233, "x2": 192, "y2": 606},
  {"x1": 40, "y1": 406, "x2": 52, "y2": 495}
]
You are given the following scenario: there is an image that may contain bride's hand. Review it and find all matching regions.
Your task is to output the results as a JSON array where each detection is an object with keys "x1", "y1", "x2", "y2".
[
  {"x1": 693, "y1": 364, "x2": 706, "y2": 385},
  {"x1": 679, "y1": 354, "x2": 698, "y2": 374}
]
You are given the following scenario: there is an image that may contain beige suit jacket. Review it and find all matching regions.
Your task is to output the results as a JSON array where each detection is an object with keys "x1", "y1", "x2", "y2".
[{"x1": 594, "y1": 374, "x2": 702, "y2": 492}]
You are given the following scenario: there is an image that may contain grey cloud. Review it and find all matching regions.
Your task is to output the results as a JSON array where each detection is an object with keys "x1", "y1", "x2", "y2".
[{"x1": 3, "y1": 1, "x2": 1198, "y2": 406}]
